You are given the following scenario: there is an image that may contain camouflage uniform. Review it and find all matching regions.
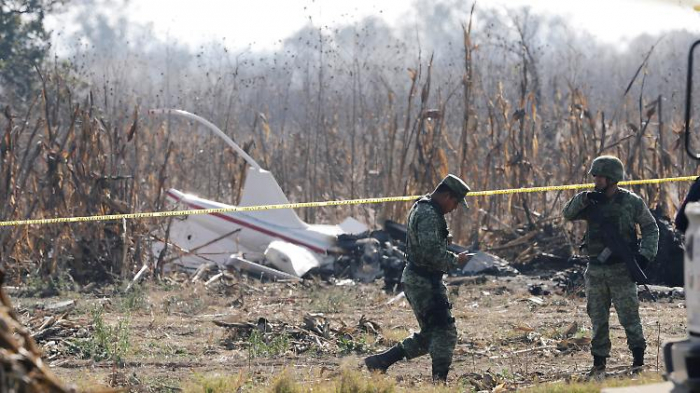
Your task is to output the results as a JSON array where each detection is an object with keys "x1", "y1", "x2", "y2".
[
  {"x1": 364, "y1": 174, "x2": 470, "y2": 381},
  {"x1": 563, "y1": 187, "x2": 659, "y2": 358},
  {"x1": 399, "y1": 197, "x2": 459, "y2": 374}
]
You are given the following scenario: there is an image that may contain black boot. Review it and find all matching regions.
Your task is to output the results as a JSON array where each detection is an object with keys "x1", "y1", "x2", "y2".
[
  {"x1": 432, "y1": 366, "x2": 448, "y2": 384},
  {"x1": 588, "y1": 355, "x2": 606, "y2": 379},
  {"x1": 631, "y1": 347, "x2": 644, "y2": 374},
  {"x1": 364, "y1": 346, "x2": 405, "y2": 373}
]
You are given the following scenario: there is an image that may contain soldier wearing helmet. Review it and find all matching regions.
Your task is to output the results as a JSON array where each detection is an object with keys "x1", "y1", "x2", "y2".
[
  {"x1": 563, "y1": 156, "x2": 659, "y2": 378},
  {"x1": 364, "y1": 174, "x2": 473, "y2": 383}
]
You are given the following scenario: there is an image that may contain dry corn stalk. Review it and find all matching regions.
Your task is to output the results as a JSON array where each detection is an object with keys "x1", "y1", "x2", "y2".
[{"x1": 0, "y1": 269, "x2": 71, "y2": 392}]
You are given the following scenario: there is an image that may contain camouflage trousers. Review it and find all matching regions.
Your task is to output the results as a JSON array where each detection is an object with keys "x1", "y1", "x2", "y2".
[
  {"x1": 585, "y1": 263, "x2": 646, "y2": 358},
  {"x1": 399, "y1": 268, "x2": 457, "y2": 373}
]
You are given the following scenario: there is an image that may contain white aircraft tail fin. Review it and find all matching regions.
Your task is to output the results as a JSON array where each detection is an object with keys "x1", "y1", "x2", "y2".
[{"x1": 238, "y1": 167, "x2": 306, "y2": 229}]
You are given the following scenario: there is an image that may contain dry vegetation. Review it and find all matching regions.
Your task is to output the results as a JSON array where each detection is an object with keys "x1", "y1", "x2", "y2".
[
  {"x1": 1, "y1": 17, "x2": 697, "y2": 286},
  {"x1": 0, "y1": 2, "x2": 697, "y2": 391}
]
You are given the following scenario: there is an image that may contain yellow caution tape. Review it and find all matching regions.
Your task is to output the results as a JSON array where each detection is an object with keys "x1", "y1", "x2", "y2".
[
  {"x1": 0, "y1": 175, "x2": 696, "y2": 227},
  {"x1": 468, "y1": 175, "x2": 698, "y2": 196}
]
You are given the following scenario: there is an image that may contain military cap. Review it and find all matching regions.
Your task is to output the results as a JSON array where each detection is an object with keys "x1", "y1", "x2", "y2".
[{"x1": 434, "y1": 174, "x2": 471, "y2": 208}]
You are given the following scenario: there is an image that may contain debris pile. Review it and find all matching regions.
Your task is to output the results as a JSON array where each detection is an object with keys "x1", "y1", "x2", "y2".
[
  {"x1": 646, "y1": 210, "x2": 685, "y2": 286},
  {"x1": 23, "y1": 300, "x2": 97, "y2": 364},
  {"x1": 214, "y1": 313, "x2": 385, "y2": 355},
  {"x1": 481, "y1": 223, "x2": 572, "y2": 271},
  {"x1": 333, "y1": 224, "x2": 526, "y2": 291},
  {"x1": 335, "y1": 231, "x2": 406, "y2": 291},
  {"x1": 208, "y1": 219, "x2": 525, "y2": 292},
  {"x1": 527, "y1": 283, "x2": 551, "y2": 297},
  {"x1": 168, "y1": 207, "x2": 687, "y2": 294},
  {"x1": 461, "y1": 252, "x2": 520, "y2": 277},
  {"x1": 638, "y1": 285, "x2": 685, "y2": 302},
  {"x1": 552, "y1": 269, "x2": 585, "y2": 295},
  {"x1": 31, "y1": 321, "x2": 89, "y2": 363}
]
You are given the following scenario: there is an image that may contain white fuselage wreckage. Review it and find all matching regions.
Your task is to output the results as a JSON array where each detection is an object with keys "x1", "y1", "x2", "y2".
[{"x1": 150, "y1": 109, "x2": 367, "y2": 278}]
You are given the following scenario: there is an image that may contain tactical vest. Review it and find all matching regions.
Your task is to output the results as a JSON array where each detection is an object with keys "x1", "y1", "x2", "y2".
[{"x1": 584, "y1": 189, "x2": 639, "y2": 261}]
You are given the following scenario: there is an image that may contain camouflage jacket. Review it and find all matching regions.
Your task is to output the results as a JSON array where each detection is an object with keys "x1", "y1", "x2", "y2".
[
  {"x1": 405, "y1": 196, "x2": 458, "y2": 273},
  {"x1": 562, "y1": 188, "x2": 659, "y2": 262}
]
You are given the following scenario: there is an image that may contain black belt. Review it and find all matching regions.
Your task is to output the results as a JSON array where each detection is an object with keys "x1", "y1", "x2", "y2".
[{"x1": 406, "y1": 262, "x2": 444, "y2": 282}]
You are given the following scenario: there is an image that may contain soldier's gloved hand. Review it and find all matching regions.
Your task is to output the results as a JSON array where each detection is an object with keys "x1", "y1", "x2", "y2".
[{"x1": 585, "y1": 191, "x2": 606, "y2": 204}]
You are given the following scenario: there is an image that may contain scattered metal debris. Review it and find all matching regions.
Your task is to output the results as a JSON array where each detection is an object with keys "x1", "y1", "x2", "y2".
[
  {"x1": 226, "y1": 256, "x2": 301, "y2": 282},
  {"x1": 461, "y1": 251, "x2": 520, "y2": 276},
  {"x1": 639, "y1": 285, "x2": 685, "y2": 302},
  {"x1": 528, "y1": 283, "x2": 551, "y2": 296}
]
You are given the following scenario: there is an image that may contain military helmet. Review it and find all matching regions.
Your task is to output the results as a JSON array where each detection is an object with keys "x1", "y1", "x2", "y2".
[
  {"x1": 588, "y1": 155, "x2": 624, "y2": 183},
  {"x1": 433, "y1": 174, "x2": 471, "y2": 208}
]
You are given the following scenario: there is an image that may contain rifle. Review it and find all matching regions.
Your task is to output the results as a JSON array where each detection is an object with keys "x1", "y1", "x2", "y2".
[{"x1": 586, "y1": 200, "x2": 649, "y2": 285}]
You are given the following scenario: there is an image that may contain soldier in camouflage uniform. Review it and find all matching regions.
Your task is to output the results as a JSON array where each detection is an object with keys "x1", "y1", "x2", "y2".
[
  {"x1": 364, "y1": 174, "x2": 472, "y2": 383},
  {"x1": 562, "y1": 156, "x2": 659, "y2": 377}
]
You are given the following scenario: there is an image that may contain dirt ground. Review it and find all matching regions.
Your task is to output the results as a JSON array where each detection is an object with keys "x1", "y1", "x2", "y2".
[{"x1": 12, "y1": 271, "x2": 686, "y2": 392}]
